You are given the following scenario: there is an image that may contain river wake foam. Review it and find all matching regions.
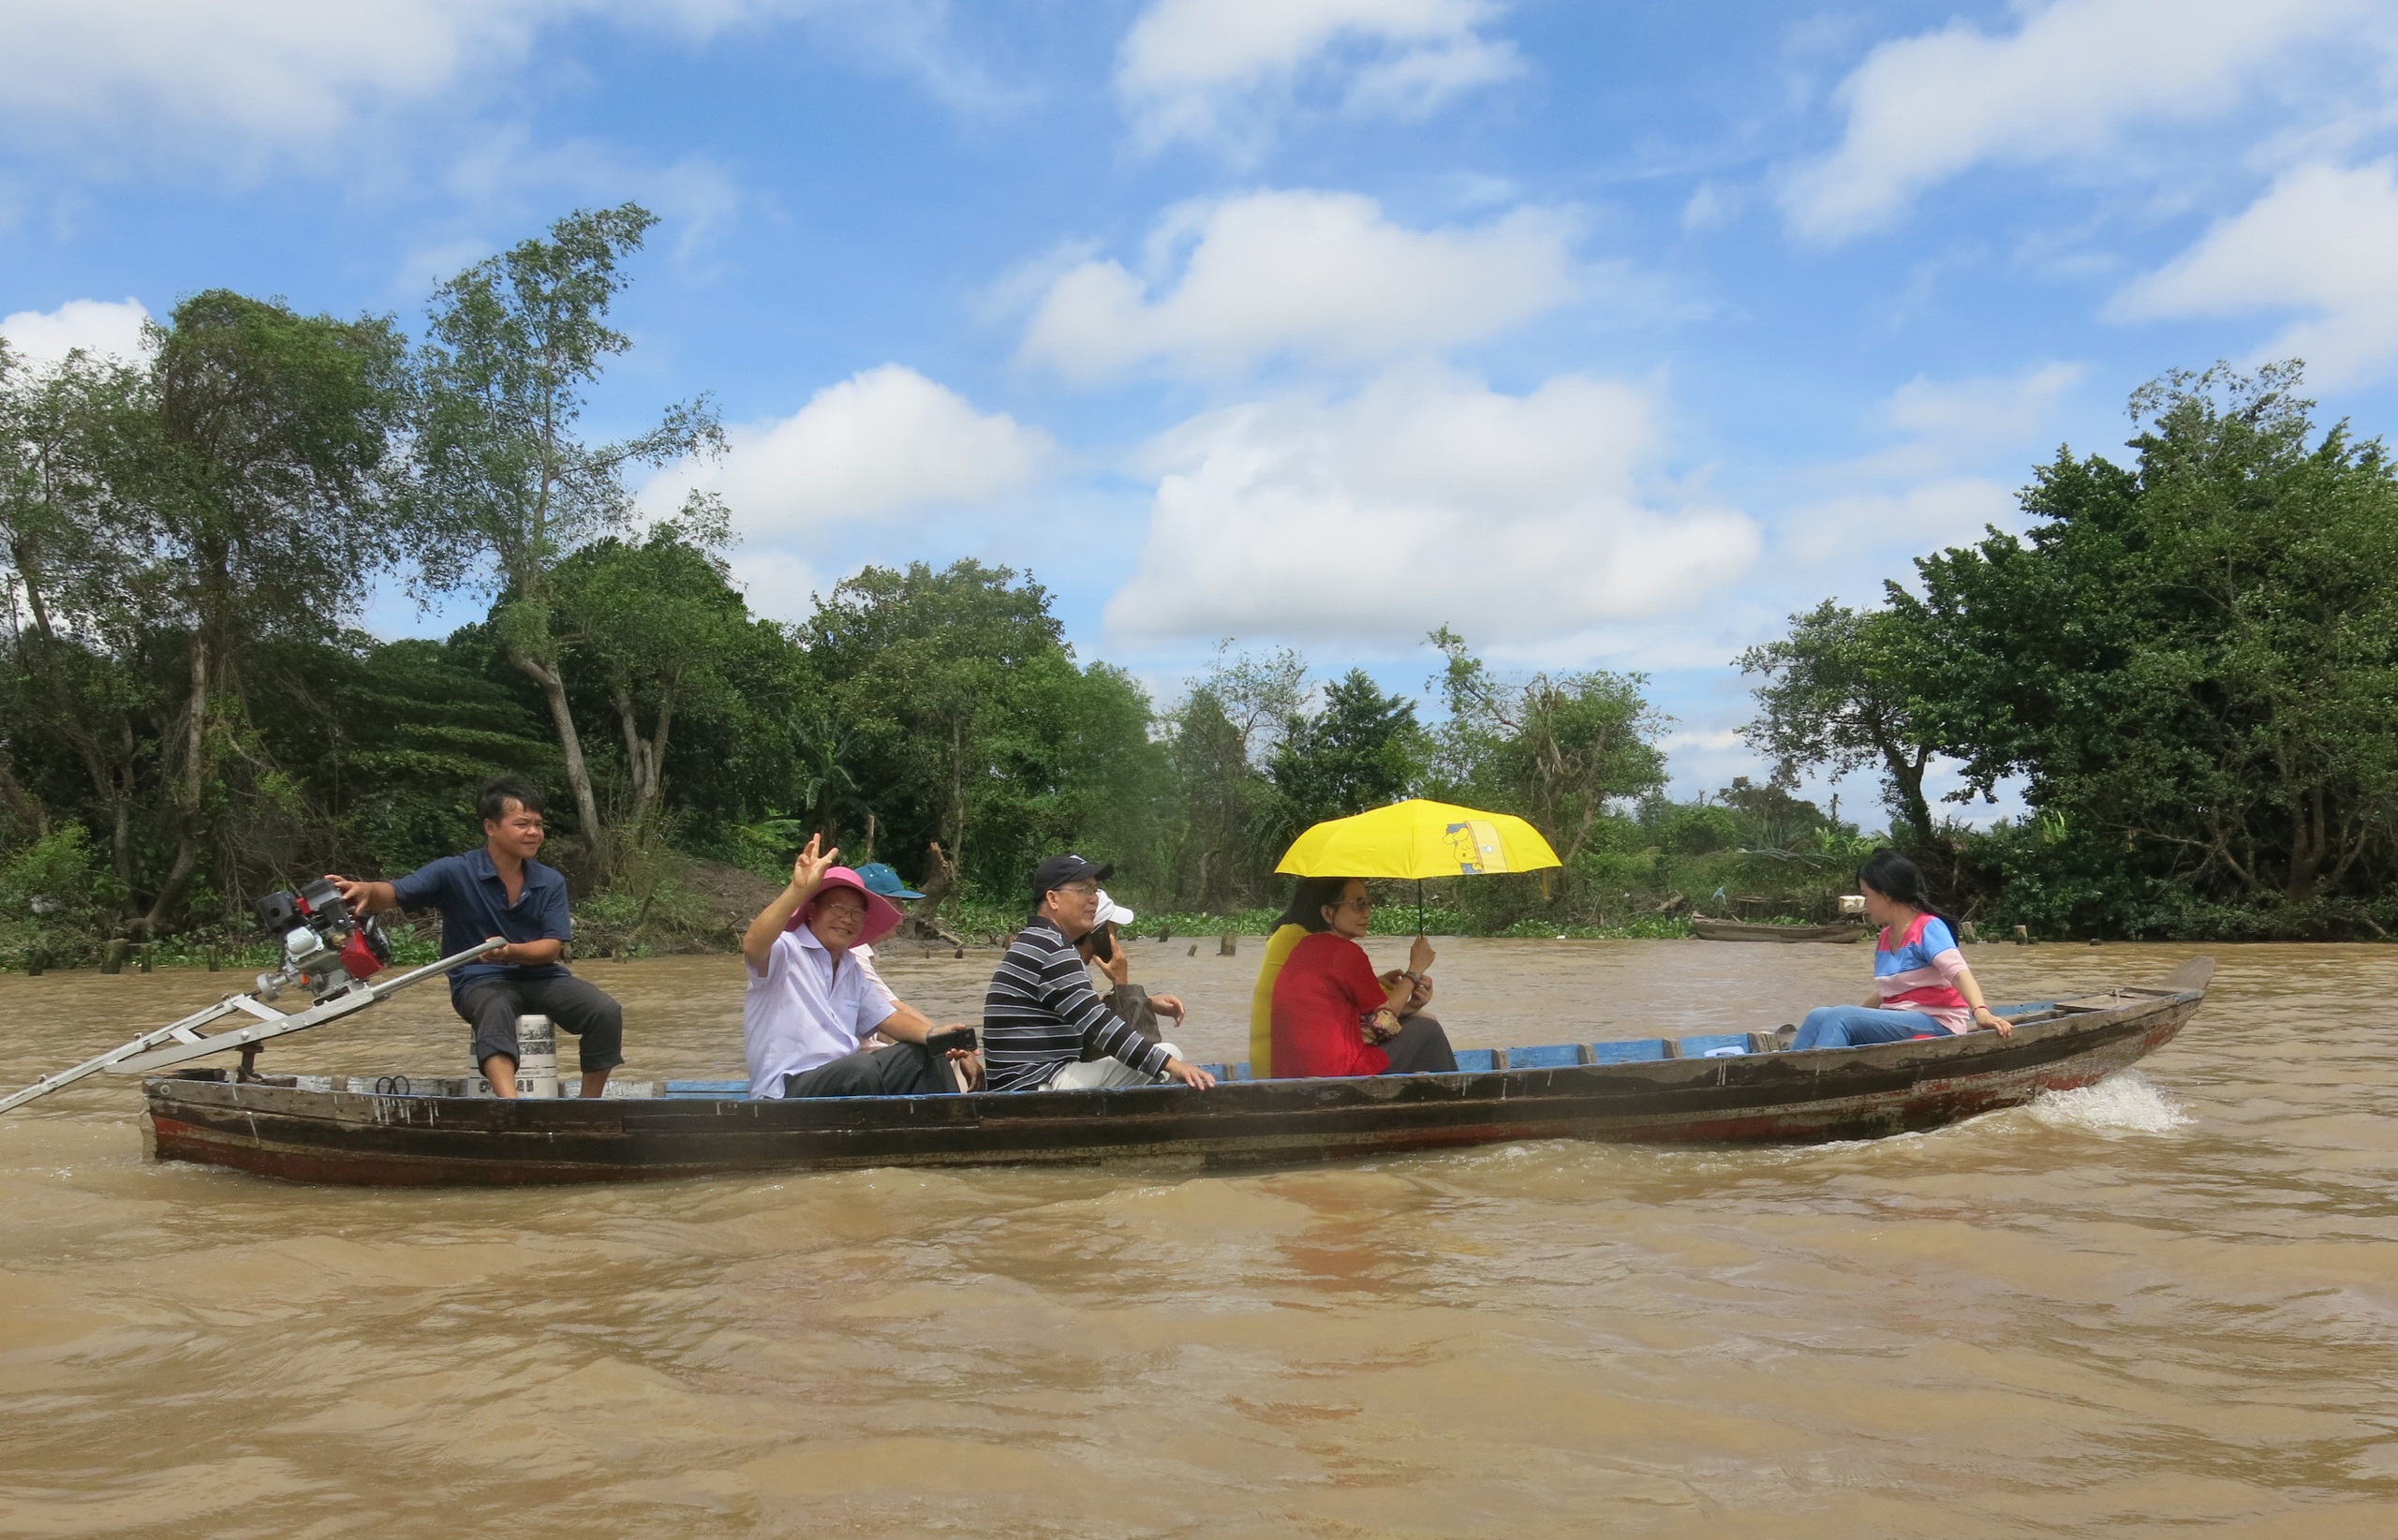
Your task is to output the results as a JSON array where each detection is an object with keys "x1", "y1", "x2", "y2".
[{"x1": 2025, "y1": 1071, "x2": 2193, "y2": 1137}]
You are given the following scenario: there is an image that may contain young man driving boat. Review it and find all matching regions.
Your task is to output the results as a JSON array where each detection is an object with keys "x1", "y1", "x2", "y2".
[{"x1": 332, "y1": 778, "x2": 622, "y2": 1100}]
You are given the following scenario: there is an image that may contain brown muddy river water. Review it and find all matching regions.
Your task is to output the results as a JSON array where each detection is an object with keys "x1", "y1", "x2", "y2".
[{"x1": 3, "y1": 938, "x2": 2394, "y2": 1535}]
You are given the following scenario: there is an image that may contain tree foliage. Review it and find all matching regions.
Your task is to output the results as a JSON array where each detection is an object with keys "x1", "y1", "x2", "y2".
[
  {"x1": 1424, "y1": 628, "x2": 1666, "y2": 866},
  {"x1": 413, "y1": 202, "x2": 721, "y2": 868},
  {"x1": 1751, "y1": 362, "x2": 2398, "y2": 936},
  {"x1": 1738, "y1": 601, "x2": 1944, "y2": 848}
]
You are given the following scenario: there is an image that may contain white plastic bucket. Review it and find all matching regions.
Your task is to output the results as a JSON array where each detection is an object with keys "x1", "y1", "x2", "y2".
[{"x1": 513, "y1": 1014, "x2": 559, "y2": 1098}]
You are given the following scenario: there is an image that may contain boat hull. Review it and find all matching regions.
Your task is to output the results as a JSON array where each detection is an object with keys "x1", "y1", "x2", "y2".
[
  {"x1": 142, "y1": 986, "x2": 2201, "y2": 1187},
  {"x1": 1692, "y1": 920, "x2": 1872, "y2": 942}
]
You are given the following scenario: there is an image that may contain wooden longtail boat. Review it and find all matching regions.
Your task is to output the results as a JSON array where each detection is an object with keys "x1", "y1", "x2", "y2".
[
  {"x1": 138, "y1": 959, "x2": 2213, "y2": 1187},
  {"x1": 1692, "y1": 918, "x2": 1872, "y2": 943}
]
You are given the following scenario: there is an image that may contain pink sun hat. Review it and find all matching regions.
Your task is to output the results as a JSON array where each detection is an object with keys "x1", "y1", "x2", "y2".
[{"x1": 785, "y1": 866, "x2": 906, "y2": 946}]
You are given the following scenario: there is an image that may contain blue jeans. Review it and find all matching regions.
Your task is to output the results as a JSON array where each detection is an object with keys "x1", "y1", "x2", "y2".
[{"x1": 1792, "y1": 1005, "x2": 1947, "y2": 1050}]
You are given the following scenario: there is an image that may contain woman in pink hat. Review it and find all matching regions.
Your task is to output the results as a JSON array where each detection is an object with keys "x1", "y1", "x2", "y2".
[{"x1": 740, "y1": 835, "x2": 976, "y2": 1099}]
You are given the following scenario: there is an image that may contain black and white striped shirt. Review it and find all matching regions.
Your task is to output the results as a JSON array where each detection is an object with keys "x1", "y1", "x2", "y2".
[{"x1": 982, "y1": 917, "x2": 1171, "y2": 1091}]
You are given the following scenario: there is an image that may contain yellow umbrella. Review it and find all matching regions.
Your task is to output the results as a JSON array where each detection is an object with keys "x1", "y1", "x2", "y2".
[
  {"x1": 1276, "y1": 798, "x2": 1562, "y2": 882},
  {"x1": 1251, "y1": 800, "x2": 1561, "y2": 1075},
  {"x1": 1276, "y1": 798, "x2": 1562, "y2": 934}
]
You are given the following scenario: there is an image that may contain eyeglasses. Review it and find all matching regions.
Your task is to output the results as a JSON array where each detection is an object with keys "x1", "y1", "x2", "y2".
[
  {"x1": 820, "y1": 900, "x2": 869, "y2": 918},
  {"x1": 1338, "y1": 896, "x2": 1375, "y2": 911}
]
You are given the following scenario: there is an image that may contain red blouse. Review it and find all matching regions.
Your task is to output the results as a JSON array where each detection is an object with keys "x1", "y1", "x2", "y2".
[{"x1": 1270, "y1": 931, "x2": 1391, "y2": 1078}]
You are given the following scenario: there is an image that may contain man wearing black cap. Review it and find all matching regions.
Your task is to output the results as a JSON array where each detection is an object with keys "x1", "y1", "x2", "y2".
[{"x1": 981, "y1": 854, "x2": 1218, "y2": 1093}]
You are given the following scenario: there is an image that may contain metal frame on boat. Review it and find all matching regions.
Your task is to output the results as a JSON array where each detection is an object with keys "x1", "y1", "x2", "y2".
[{"x1": 139, "y1": 958, "x2": 2213, "y2": 1187}]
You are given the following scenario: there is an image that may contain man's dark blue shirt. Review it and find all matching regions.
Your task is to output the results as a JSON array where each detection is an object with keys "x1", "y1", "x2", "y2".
[{"x1": 389, "y1": 847, "x2": 572, "y2": 993}]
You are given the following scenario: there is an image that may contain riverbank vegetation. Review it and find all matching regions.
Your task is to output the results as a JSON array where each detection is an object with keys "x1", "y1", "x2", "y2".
[
  {"x1": 3, "y1": 204, "x2": 2389, "y2": 964},
  {"x1": 1747, "y1": 363, "x2": 2398, "y2": 940}
]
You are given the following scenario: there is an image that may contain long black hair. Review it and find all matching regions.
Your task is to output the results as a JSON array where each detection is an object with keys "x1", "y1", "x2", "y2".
[
  {"x1": 1856, "y1": 849, "x2": 1959, "y2": 938},
  {"x1": 1278, "y1": 876, "x2": 1357, "y2": 935}
]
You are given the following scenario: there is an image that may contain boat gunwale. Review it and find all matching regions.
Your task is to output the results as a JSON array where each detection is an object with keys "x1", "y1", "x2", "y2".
[{"x1": 141, "y1": 984, "x2": 2195, "y2": 1139}]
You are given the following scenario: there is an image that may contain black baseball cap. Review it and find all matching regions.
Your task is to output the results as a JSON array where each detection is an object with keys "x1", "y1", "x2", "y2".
[{"x1": 1030, "y1": 853, "x2": 1113, "y2": 899}]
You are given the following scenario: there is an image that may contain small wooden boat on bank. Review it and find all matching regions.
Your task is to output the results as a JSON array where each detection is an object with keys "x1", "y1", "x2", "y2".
[
  {"x1": 140, "y1": 959, "x2": 2213, "y2": 1187},
  {"x1": 1692, "y1": 918, "x2": 1872, "y2": 943}
]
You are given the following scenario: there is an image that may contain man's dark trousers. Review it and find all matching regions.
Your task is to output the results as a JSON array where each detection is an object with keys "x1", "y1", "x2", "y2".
[
  {"x1": 782, "y1": 1041, "x2": 956, "y2": 1099},
  {"x1": 454, "y1": 974, "x2": 625, "y2": 1074}
]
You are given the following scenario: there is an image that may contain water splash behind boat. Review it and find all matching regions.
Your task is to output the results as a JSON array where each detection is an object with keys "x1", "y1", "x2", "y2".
[{"x1": 2027, "y1": 1070, "x2": 2192, "y2": 1137}]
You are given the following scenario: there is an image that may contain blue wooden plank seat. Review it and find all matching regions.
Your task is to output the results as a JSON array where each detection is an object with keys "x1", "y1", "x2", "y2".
[
  {"x1": 664, "y1": 1078, "x2": 750, "y2": 1098},
  {"x1": 1226, "y1": 1062, "x2": 1251, "y2": 1080},
  {"x1": 1993, "y1": 1001, "x2": 2054, "y2": 1018},
  {"x1": 1679, "y1": 1033, "x2": 1751, "y2": 1059},
  {"x1": 1451, "y1": 1048, "x2": 1500, "y2": 1074},
  {"x1": 1590, "y1": 1038, "x2": 1673, "y2": 1063},
  {"x1": 1508, "y1": 1044, "x2": 1583, "y2": 1070}
]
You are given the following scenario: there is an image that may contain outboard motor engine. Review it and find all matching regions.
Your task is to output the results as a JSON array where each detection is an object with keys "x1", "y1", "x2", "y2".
[{"x1": 252, "y1": 878, "x2": 392, "y2": 1002}]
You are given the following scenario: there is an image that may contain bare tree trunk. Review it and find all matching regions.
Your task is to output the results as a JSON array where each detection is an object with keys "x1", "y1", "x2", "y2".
[
  {"x1": 909, "y1": 839, "x2": 962, "y2": 941},
  {"x1": 138, "y1": 840, "x2": 199, "y2": 940},
  {"x1": 943, "y1": 718, "x2": 968, "y2": 878},
  {"x1": 608, "y1": 679, "x2": 676, "y2": 840},
  {"x1": 2285, "y1": 783, "x2": 2327, "y2": 903},
  {"x1": 1883, "y1": 742, "x2": 1936, "y2": 849},
  {"x1": 140, "y1": 637, "x2": 214, "y2": 937},
  {"x1": 0, "y1": 756, "x2": 48, "y2": 836},
  {"x1": 513, "y1": 648, "x2": 609, "y2": 870}
]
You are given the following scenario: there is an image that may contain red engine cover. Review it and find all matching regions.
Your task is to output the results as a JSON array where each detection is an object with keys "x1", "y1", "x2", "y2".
[{"x1": 338, "y1": 930, "x2": 386, "y2": 981}]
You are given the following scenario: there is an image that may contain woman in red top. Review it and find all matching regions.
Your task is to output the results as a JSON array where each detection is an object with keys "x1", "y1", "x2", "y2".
[{"x1": 1270, "y1": 877, "x2": 1458, "y2": 1077}]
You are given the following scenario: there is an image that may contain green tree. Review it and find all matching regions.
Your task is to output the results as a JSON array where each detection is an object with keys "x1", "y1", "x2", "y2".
[
  {"x1": 1912, "y1": 362, "x2": 2398, "y2": 928},
  {"x1": 1162, "y1": 688, "x2": 1260, "y2": 911},
  {"x1": 1738, "y1": 600, "x2": 1946, "y2": 848},
  {"x1": 413, "y1": 202, "x2": 721, "y2": 869},
  {"x1": 0, "y1": 293, "x2": 415, "y2": 935},
  {"x1": 805, "y1": 559, "x2": 1154, "y2": 900},
  {"x1": 1155, "y1": 645, "x2": 1309, "y2": 909},
  {"x1": 550, "y1": 505, "x2": 753, "y2": 840},
  {"x1": 1424, "y1": 629, "x2": 1666, "y2": 865},
  {"x1": 1269, "y1": 667, "x2": 1420, "y2": 831},
  {"x1": 0, "y1": 341, "x2": 139, "y2": 848}
]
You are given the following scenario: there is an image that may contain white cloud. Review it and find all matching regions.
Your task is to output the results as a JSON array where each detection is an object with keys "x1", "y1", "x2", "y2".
[
  {"x1": 1781, "y1": 0, "x2": 2363, "y2": 244},
  {"x1": 0, "y1": 0, "x2": 979, "y2": 167},
  {"x1": 1018, "y1": 189, "x2": 1581, "y2": 382},
  {"x1": 643, "y1": 364, "x2": 1052, "y2": 534},
  {"x1": 1117, "y1": 0, "x2": 1519, "y2": 149},
  {"x1": 727, "y1": 548, "x2": 824, "y2": 626},
  {"x1": 0, "y1": 297, "x2": 153, "y2": 367},
  {"x1": 1876, "y1": 363, "x2": 2083, "y2": 444},
  {"x1": 1847, "y1": 362, "x2": 2084, "y2": 481},
  {"x1": 1105, "y1": 368, "x2": 1760, "y2": 644},
  {"x1": 2111, "y1": 159, "x2": 2398, "y2": 386},
  {"x1": 1770, "y1": 365, "x2": 2080, "y2": 567},
  {"x1": 1778, "y1": 479, "x2": 2020, "y2": 567}
]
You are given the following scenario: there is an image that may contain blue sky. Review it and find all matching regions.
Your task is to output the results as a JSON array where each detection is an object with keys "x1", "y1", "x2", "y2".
[{"x1": 7, "y1": 0, "x2": 2397, "y2": 832}]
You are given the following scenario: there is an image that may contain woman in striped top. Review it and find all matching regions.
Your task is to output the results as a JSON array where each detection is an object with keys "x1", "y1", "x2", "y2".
[{"x1": 1791, "y1": 850, "x2": 2012, "y2": 1050}]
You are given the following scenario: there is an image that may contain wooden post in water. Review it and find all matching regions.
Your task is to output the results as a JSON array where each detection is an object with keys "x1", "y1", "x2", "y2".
[
  {"x1": 100, "y1": 939, "x2": 127, "y2": 975},
  {"x1": 205, "y1": 946, "x2": 220, "y2": 971},
  {"x1": 2013, "y1": 925, "x2": 2033, "y2": 946},
  {"x1": 1219, "y1": 933, "x2": 1236, "y2": 956},
  {"x1": 25, "y1": 947, "x2": 44, "y2": 977},
  {"x1": 137, "y1": 944, "x2": 154, "y2": 974}
]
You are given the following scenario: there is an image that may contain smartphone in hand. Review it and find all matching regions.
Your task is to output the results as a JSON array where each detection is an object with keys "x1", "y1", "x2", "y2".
[{"x1": 924, "y1": 1026, "x2": 978, "y2": 1055}]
